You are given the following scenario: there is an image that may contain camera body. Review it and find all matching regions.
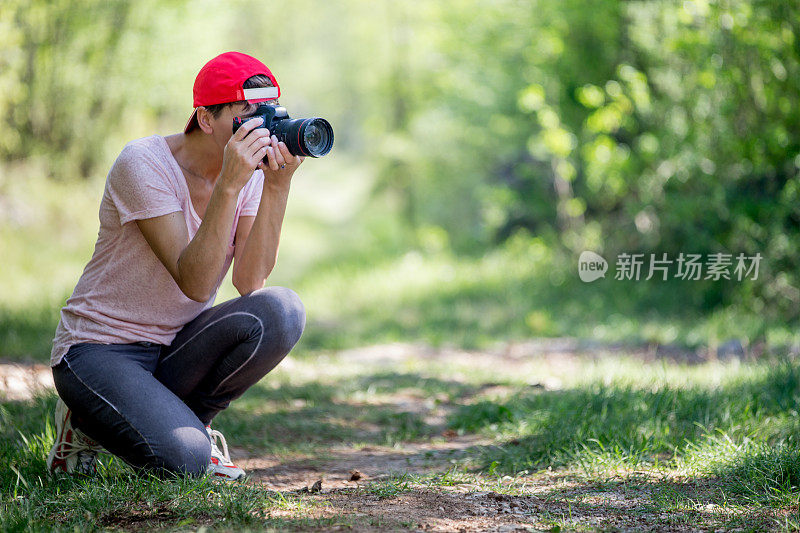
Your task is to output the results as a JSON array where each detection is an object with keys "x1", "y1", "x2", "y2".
[{"x1": 232, "y1": 104, "x2": 333, "y2": 158}]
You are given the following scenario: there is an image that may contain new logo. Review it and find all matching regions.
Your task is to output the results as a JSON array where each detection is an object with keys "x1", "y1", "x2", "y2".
[{"x1": 578, "y1": 251, "x2": 608, "y2": 282}]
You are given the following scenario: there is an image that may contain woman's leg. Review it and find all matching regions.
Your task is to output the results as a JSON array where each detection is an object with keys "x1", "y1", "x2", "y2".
[
  {"x1": 154, "y1": 286, "x2": 305, "y2": 424},
  {"x1": 52, "y1": 343, "x2": 211, "y2": 476}
]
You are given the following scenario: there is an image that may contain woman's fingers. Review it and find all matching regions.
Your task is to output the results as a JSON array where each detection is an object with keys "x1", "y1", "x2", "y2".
[
  {"x1": 263, "y1": 142, "x2": 279, "y2": 171},
  {"x1": 255, "y1": 136, "x2": 304, "y2": 174},
  {"x1": 233, "y1": 116, "x2": 263, "y2": 142},
  {"x1": 254, "y1": 144, "x2": 270, "y2": 168},
  {"x1": 270, "y1": 136, "x2": 287, "y2": 169},
  {"x1": 245, "y1": 129, "x2": 270, "y2": 154},
  {"x1": 276, "y1": 139, "x2": 293, "y2": 164},
  {"x1": 262, "y1": 136, "x2": 289, "y2": 171}
]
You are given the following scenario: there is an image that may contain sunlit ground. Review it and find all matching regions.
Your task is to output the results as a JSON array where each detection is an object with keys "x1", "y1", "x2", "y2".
[{"x1": 2, "y1": 348, "x2": 798, "y2": 531}]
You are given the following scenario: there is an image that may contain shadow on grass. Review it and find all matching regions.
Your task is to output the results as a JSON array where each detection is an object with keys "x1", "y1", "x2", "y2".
[
  {"x1": 233, "y1": 372, "x2": 480, "y2": 403},
  {"x1": 304, "y1": 273, "x2": 767, "y2": 353},
  {"x1": 446, "y1": 360, "x2": 800, "y2": 506},
  {"x1": 709, "y1": 444, "x2": 800, "y2": 505},
  {"x1": 509, "y1": 474, "x2": 789, "y2": 530},
  {"x1": 5, "y1": 362, "x2": 797, "y2": 471}
]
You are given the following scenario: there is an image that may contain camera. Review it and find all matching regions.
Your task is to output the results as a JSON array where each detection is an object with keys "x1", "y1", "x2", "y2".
[{"x1": 232, "y1": 105, "x2": 334, "y2": 158}]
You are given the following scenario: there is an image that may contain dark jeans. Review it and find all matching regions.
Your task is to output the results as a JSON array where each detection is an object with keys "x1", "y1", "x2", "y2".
[{"x1": 51, "y1": 287, "x2": 305, "y2": 476}]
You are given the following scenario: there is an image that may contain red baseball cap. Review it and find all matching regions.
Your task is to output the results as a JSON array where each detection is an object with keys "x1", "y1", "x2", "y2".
[{"x1": 184, "y1": 51, "x2": 281, "y2": 133}]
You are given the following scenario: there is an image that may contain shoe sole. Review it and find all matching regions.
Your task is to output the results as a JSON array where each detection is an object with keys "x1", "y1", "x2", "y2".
[
  {"x1": 208, "y1": 458, "x2": 246, "y2": 481},
  {"x1": 212, "y1": 471, "x2": 246, "y2": 481}
]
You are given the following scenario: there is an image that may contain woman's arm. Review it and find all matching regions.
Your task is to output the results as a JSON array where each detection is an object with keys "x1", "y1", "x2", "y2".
[
  {"x1": 136, "y1": 185, "x2": 238, "y2": 302},
  {"x1": 136, "y1": 118, "x2": 271, "y2": 302},
  {"x1": 231, "y1": 136, "x2": 303, "y2": 294}
]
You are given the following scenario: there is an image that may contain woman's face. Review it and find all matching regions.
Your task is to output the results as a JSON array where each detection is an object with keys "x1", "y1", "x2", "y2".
[
  {"x1": 213, "y1": 99, "x2": 280, "y2": 146},
  {"x1": 233, "y1": 99, "x2": 280, "y2": 120}
]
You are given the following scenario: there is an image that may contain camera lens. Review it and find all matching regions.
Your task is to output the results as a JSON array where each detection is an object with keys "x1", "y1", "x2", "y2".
[
  {"x1": 304, "y1": 123, "x2": 324, "y2": 151},
  {"x1": 277, "y1": 117, "x2": 334, "y2": 157}
]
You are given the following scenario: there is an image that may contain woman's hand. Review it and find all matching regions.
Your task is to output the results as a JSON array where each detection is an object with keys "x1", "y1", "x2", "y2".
[
  {"x1": 258, "y1": 135, "x2": 304, "y2": 188},
  {"x1": 218, "y1": 117, "x2": 272, "y2": 192}
]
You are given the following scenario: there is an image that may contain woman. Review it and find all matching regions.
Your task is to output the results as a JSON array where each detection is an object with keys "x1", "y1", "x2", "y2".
[{"x1": 46, "y1": 52, "x2": 305, "y2": 480}]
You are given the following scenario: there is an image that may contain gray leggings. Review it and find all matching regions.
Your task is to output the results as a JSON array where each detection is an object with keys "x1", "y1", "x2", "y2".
[{"x1": 52, "y1": 287, "x2": 305, "y2": 476}]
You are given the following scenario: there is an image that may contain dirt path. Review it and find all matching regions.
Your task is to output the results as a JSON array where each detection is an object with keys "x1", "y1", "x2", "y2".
[
  {"x1": 242, "y1": 443, "x2": 783, "y2": 532},
  {"x1": 242, "y1": 436, "x2": 550, "y2": 532},
  {"x1": 241, "y1": 436, "x2": 489, "y2": 490},
  {"x1": 0, "y1": 359, "x2": 54, "y2": 401},
  {"x1": 242, "y1": 450, "x2": 783, "y2": 532}
]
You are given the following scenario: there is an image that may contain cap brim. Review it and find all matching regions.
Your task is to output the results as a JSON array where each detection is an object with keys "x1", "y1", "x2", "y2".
[{"x1": 184, "y1": 108, "x2": 199, "y2": 134}]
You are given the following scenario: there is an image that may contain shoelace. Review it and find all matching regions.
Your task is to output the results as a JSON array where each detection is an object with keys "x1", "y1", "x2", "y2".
[
  {"x1": 207, "y1": 427, "x2": 233, "y2": 464},
  {"x1": 53, "y1": 430, "x2": 99, "y2": 461}
]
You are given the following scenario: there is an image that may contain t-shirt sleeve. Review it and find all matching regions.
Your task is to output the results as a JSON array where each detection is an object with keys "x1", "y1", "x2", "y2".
[
  {"x1": 240, "y1": 170, "x2": 264, "y2": 217},
  {"x1": 106, "y1": 143, "x2": 183, "y2": 226}
]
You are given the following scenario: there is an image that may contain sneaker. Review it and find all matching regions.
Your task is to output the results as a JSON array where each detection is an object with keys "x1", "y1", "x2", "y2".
[
  {"x1": 47, "y1": 398, "x2": 100, "y2": 475},
  {"x1": 206, "y1": 426, "x2": 246, "y2": 481}
]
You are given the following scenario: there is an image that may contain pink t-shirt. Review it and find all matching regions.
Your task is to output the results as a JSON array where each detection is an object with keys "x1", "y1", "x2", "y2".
[{"x1": 50, "y1": 135, "x2": 264, "y2": 366}]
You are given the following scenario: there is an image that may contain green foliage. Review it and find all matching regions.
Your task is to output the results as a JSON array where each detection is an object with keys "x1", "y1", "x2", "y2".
[
  {"x1": 338, "y1": 0, "x2": 800, "y2": 319},
  {"x1": 0, "y1": 0, "x2": 194, "y2": 179},
  {"x1": 2, "y1": 0, "x2": 799, "y2": 340}
]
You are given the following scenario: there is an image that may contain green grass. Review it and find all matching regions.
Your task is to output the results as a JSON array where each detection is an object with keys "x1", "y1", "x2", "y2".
[
  {"x1": 687, "y1": 437, "x2": 800, "y2": 506},
  {"x1": 292, "y1": 237, "x2": 767, "y2": 351},
  {"x1": 447, "y1": 359, "x2": 800, "y2": 481},
  {"x1": 2, "y1": 353, "x2": 799, "y2": 530},
  {"x1": 0, "y1": 394, "x2": 374, "y2": 531}
]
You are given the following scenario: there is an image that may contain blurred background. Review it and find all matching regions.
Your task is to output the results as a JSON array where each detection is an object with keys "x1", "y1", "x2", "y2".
[{"x1": 1, "y1": 0, "x2": 799, "y2": 362}]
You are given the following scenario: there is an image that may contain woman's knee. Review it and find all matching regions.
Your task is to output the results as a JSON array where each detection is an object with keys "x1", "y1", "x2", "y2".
[
  {"x1": 247, "y1": 287, "x2": 306, "y2": 349},
  {"x1": 157, "y1": 426, "x2": 210, "y2": 476}
]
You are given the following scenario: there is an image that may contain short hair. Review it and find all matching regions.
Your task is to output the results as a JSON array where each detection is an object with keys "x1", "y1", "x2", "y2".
[{"x1": 203, "y1": 74, "x2": 276, "y2": 118}]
